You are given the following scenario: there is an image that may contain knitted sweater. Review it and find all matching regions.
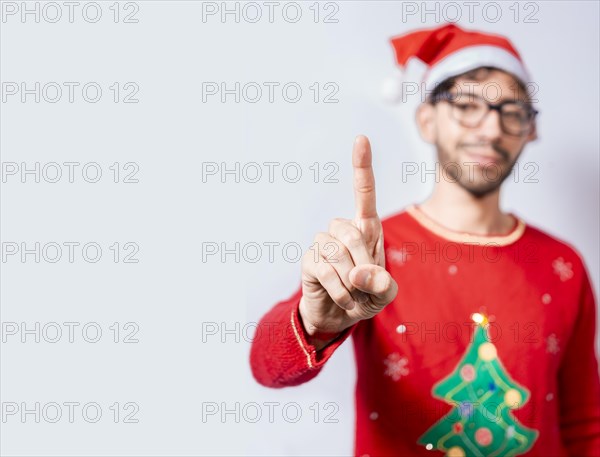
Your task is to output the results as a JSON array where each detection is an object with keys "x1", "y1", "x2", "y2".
[{"x1": 250, "y1": 205, "x2": 600, "y2": 457}]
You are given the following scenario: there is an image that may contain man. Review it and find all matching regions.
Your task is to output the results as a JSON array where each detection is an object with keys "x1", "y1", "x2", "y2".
[{"x1": 250, "y1": 23, "x2": 600, "y2": 456}]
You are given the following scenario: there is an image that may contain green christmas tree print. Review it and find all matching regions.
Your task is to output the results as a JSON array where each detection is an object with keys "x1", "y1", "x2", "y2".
[{"x1": 417, "y1": 315, "x2": 539, "y2": 457}]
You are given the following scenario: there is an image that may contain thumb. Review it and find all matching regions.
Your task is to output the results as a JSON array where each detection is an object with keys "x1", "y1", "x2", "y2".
[{"x1": 349, "y1": 264, "x2": 397, "y2": 305}]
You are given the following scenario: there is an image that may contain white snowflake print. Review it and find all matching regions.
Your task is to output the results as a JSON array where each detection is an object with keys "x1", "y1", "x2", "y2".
[
  {"x1": 386, "y1": 247, "x2": 410, "y2": 266},
  {"x1": 552, "y1": 257, "x2": 573, "y2": 282},
  {"x1": 546, "y1": 333, "x2": 560, "y2": 355},
  {"x1": 383, "y1": 353, "x2": 409, "y2": 381}
]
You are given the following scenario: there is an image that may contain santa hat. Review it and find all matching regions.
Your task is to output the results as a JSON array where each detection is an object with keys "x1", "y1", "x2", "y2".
[{"x1": 382, "y1": 23, "x2": 532, "y2": 103}]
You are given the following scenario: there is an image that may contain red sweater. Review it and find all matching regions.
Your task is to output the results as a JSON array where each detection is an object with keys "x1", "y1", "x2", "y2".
[{"x1": 250, "y1": 205, "x2": 600, "y2": 457}]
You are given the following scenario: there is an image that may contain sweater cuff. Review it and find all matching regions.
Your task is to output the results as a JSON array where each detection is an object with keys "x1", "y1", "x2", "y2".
[{"x1": 290, "y1": 299, "x2": 358, "y2": 369}]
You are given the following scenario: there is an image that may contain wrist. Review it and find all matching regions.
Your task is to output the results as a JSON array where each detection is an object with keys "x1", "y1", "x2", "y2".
[{"x1": 298, "y1": 297, "x2": 344, "y2": 350}]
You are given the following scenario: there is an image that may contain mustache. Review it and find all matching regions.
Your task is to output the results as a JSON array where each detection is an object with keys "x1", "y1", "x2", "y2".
[{"x1": 460, "y1": 143, "x2": 510, "y2": 161}]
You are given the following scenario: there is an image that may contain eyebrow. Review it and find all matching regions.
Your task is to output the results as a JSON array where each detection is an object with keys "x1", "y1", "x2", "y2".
[
  {"x1": 447, "y1": 92, "x2": 527, "y2": 104},
  {"x1": 495, "y1": 98, "x2": 523, "y2": 104}
]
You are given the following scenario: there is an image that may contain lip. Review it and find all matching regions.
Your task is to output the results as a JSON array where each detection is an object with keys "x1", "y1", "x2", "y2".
[{"x1": 462, "y1": 149, "x2": 502, "y2": 166}]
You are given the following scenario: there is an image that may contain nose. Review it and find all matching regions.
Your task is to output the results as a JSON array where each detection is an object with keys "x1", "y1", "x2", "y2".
[{"x1": 477, "y1": 108, "x2": 503, "y2": 140}]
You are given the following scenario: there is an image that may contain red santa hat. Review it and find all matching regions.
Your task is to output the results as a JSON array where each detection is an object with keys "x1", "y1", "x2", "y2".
[{"x1": 382, "y1": 23, "x2": 532, "y2": 103}]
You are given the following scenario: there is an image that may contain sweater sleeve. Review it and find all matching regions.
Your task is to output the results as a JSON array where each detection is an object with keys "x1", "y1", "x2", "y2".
[
  {"x1": 558, "y1": 268, "x2": 600, "y2": 456},
  {"x1": 249, "y1": 285, "x2": 358, "y2": 388}
]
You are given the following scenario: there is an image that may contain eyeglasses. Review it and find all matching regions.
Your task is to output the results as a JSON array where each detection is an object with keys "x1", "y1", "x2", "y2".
[{"x1": 430, "y1": 91, "x2": 539, "y2": 136}]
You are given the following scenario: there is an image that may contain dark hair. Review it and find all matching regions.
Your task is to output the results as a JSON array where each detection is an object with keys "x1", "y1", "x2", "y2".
[{"x1": 429, "y1": 66, "x2": 532, "y2": 105}]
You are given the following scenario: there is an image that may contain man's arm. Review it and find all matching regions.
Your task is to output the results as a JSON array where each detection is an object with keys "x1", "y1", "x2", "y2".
[
  {"x1": 250, "y1": 136, "x2": 397, "y2": 388},
  {"x1": 558, "y1": 268, "x2": 600, "y2": 456},
  {"x1": 249, "y1": 286, "x2": 359, "y2": 388}
]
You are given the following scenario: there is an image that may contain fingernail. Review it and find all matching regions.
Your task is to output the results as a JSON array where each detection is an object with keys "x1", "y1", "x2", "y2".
[{"x1": 356, "y1": 270, "x2": 371, "y2": 286}]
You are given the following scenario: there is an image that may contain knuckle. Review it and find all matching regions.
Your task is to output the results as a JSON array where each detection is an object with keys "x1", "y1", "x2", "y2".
[
  {"x1": 330, "y1": 290, "x2": 351, "y2": 306},
  {"x1": 314, "y1": 232, "x2": 328, "y2": 243},
  {"x1": 301, "y1": 277, "x2": 316, "y2": 290},
  {"x1": 325, "y1": 249, "x2": 343, "y2": 263},
  {"x1": 322, "y1": 242, "x2": 346, "y2": 263},
  {"x1": 328, "y1": 217, "x2": 352, "y2": 235},
  {"x1": 356, "y1": 303, "x2": 377, "y2": 320},
  {"x1": 341, "y1": 228, "x2": 364, "y2": 248},
  {"x1": 355, "y1": 300, "x2": 380, "y2": 320},
  {"x1": 363, "y1": 300, "x2": 382, "y2": 316},
  {"x1": 301, "y1": 251, "x2": 318, "y2": 272},
  {"x1": 355, "y1": 183, "x2": 375, "y2": 195},
  {"x1": 328, "y1": 217, "x2": 344, "y2": 229},
  {"x1": 315, "y1": 262, "x2": 334, "y2": 282}
]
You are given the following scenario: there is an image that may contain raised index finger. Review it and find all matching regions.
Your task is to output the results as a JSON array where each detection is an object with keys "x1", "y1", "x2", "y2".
[{"x1": 352, "y1": 135, "x2": 378, "y2": 220}]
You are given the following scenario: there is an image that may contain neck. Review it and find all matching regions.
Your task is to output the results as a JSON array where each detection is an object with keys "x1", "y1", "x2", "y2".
[{"x1": 418, "y1": 180, "x2": 514, "y2": 236}]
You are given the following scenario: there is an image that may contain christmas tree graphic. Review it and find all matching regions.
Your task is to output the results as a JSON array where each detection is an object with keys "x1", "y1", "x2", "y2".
[{"x1": 417, "y1": 314, "x2": 539, "y2": 456}]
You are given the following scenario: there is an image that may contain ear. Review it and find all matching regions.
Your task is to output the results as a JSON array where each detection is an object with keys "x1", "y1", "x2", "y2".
[
  {"x1": 415, "y1": 102, "x2": 437, "y2": 144},
  {"x1": 525, "y1": 121, "x2": 538, "y2": 142}
]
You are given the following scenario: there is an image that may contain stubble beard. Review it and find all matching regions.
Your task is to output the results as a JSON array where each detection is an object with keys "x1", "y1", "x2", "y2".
[{"x1": 435, "y1": 142, "x2": 521, "y2": 199}]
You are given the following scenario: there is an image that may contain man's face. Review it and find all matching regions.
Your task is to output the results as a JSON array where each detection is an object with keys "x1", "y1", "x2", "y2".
[{"x1": 418, "y1": 69, "x2": 537, "y2": 198}]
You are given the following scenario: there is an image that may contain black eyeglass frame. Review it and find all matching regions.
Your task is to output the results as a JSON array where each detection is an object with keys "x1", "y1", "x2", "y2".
[{"x1": 429, "y1": 91, "x2": 539, "y2": 136}]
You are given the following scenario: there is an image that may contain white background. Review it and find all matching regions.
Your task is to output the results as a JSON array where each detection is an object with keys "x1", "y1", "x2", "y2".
[{"x1": 1, "y1": 1, "x2": 598, "y2": 455}]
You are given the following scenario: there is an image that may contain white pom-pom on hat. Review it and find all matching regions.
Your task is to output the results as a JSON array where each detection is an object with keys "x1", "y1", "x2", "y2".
[{"x1": 381, "y1": 68, "x2": 405, "y2": 104}]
